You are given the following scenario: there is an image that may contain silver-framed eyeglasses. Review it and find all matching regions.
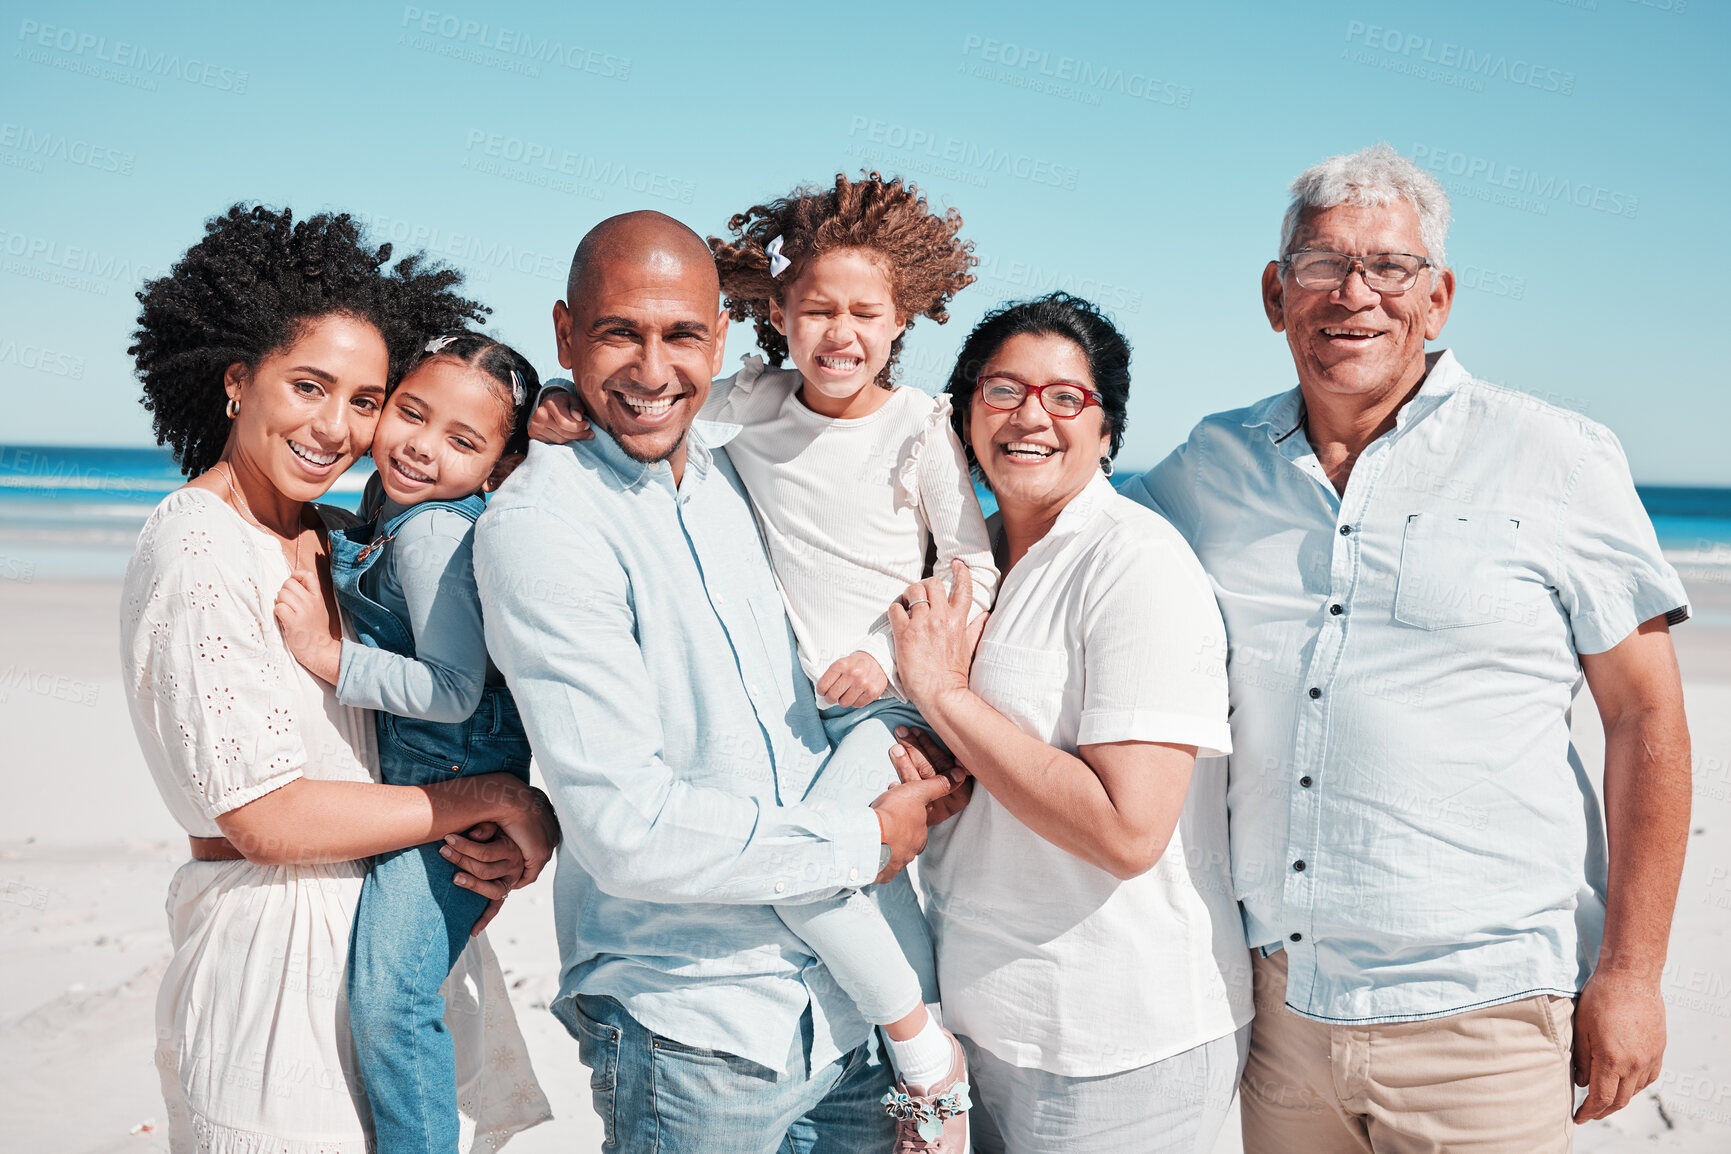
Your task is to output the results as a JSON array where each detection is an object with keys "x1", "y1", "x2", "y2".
[
  {"x1": 1280, "y1": 250, "x2": 1434, "y2": 294},
  {"x1": 977, "y1": 375, "x2": 1102, "y2": 419}
]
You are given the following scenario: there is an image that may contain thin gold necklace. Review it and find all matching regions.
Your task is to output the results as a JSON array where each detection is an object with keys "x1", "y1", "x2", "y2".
[{"x1": 213, "y1": 462, "x2": 306, "y2": 573}]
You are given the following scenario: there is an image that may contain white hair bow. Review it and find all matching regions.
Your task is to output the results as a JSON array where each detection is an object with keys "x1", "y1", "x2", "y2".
[{"x1": 765, "y1": 235, "x2": 790, "y2": 278}]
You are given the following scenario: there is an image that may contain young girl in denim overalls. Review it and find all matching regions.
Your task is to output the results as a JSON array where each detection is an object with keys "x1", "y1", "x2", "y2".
[{"x1": 275, "y1": 332, "x2": 538, "y2": 1153}]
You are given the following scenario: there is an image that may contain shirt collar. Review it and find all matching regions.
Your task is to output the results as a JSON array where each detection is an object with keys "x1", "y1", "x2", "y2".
[
  {"x1": 1393, "y1": 348, "x2": 1464, "y2": 431},
  {"x1": 1242, "y1": 347, "x2": 1467, "y2": 444},
  {"x1": 576, "y1": 417, "x2": 741, "y2": 491},
  {"x1": 1041, "y1": 471, "x2": 1117, "y2": 548}
]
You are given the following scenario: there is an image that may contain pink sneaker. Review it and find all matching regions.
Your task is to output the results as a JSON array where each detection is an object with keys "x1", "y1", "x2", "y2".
[{"x1": 881, "y1": 1030, "x2": 971, "y2": 1152}]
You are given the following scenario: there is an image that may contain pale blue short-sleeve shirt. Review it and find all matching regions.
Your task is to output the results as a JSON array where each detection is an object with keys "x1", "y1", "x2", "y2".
[{"x1": 1123, "y1": 350, "x2": 1689, "y2": 1024}]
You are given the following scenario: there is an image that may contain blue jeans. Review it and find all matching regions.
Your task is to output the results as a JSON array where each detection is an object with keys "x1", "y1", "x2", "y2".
[
  {"x1": 347, "y1": 690, "x2": 531, "y2": 1153},
  {"x1": 332, "y1": 497, "x2": 534, "y2": 1154},
  {"x1": 563, "y1": 994, "x2": 896, "y2": 1153},
  {"x1": 775, "y1": 699, "x2": 940, "y2": 1025}
]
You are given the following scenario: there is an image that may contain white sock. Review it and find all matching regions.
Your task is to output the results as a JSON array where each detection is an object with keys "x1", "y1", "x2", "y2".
[{"x1": 886, "y1": 1011, "x2": 955, "y2": 1090}]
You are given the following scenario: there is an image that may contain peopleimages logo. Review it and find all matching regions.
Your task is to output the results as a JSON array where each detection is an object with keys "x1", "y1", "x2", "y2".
[
  {"x1": 400, "y1": 7, "x2": 629, "y2": 80},
  {"x1": 461, "y1": 131, "x2": 696, "y2": 204},
  {"x1": 1345, "y1": 21, "x2": 1575, "y2": 95},
  {"x1": 1410, "y1": 145, "x2": 1638, "y2": 219},
  {"x1": 338, "y1": 209, "x2": 563, "y2": 283},
  {"x1": 16, "y1": 18, "x2": 250, "y2": 93},
  {"x1": 959, "y1": 34, "x2": 1191, "y2": 109},
  {"x1": 845, "y1": 117, "x2": 1079, "y2": 191},
  {"x1": 0, "y1": 123, "x2": 134, "y2": 175},
  {"x1": 0, "y1": 226, "x2": 160, "y2": 296}
]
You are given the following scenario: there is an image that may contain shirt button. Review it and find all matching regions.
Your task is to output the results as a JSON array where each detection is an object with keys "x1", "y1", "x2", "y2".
[
  {"x1": 1293, "y1": 860, "x2": 1307, "y2": 872},
  {"x1": 1308, "y1": 687, "x2": 1322, "y2": 699},
  {"x1": 1299, "y1": 775, "x2": 1313, "y2": 788},
  {"x1": 774, "y1": 881, "x2": 786, "y2": 894},
  {"x1": 1339, "y1": 524, "x2": 1352, "y2": 536},
  {"x1": 1329, "y1": 603, "x2": 1344, "y2": 615},
  {"x1": 848, "y1": 868, "x2": 860, "y2": 883},
  {"x1": 1290, "y1": 932, "x2": 1303, "y2": 942}
]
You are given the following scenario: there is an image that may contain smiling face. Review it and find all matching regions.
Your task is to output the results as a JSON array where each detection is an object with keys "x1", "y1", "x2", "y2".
[
  {"x1": 1262, "y1": 200, "x2": 1455, "y2": 406},
  {"x1": 220, "y1": 312, "x2": 388, "y2": 502},
  {"x1": 371, "y1": 358, "x2": 515, "y2": 505},
  {"x1": 553, "y1": 238, "x2": 728, "y2": 476},
  {"x1": 768, "y1": 247, "x2": 907, "y2": 419},
  {"x1": 966, "y1": 331, "x2": 1111, "y2": 517}
]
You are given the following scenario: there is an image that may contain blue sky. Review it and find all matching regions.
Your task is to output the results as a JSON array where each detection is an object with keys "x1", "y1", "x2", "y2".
[{"x1": 2, "y1": 0, "x2": 1725, "y2": 482}]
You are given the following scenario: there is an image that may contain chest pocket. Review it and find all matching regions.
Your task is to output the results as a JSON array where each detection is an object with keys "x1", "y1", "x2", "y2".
[
  {"x1": 970, "y1": 638, "x2": 1072, "y2": 739},
  {"x1": 1393, "y1": 513, "x2": 1520, "y2": 630}
]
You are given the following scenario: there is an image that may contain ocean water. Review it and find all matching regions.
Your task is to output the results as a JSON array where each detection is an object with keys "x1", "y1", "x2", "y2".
[
  {"x1": 0, "y1": 444, "x2": 374, "y2": 580},
  {"x1": 3, "y1": 443, "x2": 1729, "y2": 584}
]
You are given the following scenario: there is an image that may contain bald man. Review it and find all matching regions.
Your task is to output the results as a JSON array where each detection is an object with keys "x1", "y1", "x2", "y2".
[{"x1": 475, "y1": 212, "x2": 959, "y2": 1151}]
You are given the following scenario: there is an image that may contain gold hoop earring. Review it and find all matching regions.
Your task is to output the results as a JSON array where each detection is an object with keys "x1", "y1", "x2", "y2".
[{"x1": 226, "y1": 397, "x2": 240, "y2": 419}]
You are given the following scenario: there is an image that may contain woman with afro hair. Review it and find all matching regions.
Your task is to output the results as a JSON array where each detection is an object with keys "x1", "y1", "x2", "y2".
[
  {"x1": 535, "y1": 171, "x2": 995, "y2": 1149},
  {"x1": 120, "y1": 205, "x2": 554, "y2": 1152}
]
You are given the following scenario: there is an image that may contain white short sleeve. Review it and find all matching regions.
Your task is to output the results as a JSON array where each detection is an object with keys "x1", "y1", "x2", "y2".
[
  {"x1": 131, "y1": 529, "x2": 307, "y2": 819},
  {"x1": 1076, "y1": 513, "x2": 1232, "y2": 756}
]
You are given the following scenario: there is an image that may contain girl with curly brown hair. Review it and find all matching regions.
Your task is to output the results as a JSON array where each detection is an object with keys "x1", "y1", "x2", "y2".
[{"x1": 534, "y1": 172, "x2": 994, "y2": 1149}]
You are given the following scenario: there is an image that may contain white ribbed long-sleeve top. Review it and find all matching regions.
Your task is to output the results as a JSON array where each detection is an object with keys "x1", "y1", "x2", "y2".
[{"x1": 703, "y1": 358, "x2": 998, "y2": 700}]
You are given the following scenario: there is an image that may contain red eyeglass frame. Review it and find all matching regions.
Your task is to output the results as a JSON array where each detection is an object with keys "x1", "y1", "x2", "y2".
[{"x1": 976, "y1": 375, "x2": 1104, "y2": 419}]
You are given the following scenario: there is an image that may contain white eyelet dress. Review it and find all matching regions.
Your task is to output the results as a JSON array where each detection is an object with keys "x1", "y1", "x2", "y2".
[{"x1": 120, "y1": 488, "x2": 550, "y2": 1154}]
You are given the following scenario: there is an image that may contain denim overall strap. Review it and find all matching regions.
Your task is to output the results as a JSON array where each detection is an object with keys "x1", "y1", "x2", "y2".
[{"x1": 329, "y1": 492, "x2": 487, "y2": 660}]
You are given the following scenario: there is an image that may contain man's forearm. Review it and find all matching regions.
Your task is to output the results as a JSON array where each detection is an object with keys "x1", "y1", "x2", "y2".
[{"x1": 1596, "y1": 709, "x2": 1691, "y2": 979}]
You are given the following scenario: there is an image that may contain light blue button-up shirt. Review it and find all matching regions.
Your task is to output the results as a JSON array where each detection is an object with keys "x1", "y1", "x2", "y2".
[
  {"x1": 1124, "y1": 350, "x2": 1689, "y2": 1024},
  {"x1": 474, "y1": 420, "x2": 882, "y2": 1075}
]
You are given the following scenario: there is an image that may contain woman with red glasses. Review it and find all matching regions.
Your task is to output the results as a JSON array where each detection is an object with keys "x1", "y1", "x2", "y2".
[{"x1": 887, "y1": 293, "x2": 1251, "y2": 1152}]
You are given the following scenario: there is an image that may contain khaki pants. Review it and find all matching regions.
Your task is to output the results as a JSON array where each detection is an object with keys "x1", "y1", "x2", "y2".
[{"x1": 1241, "y1": 949, "x2": 1575, "y2": 1154}]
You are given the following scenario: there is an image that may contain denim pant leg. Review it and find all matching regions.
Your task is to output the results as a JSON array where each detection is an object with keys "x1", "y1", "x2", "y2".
[
  {"x1": 561, "y1": 995, "x2": 895, "y2": 1154},
  {"x1": 774, "y1": 700, "x2": 940, "y2": 1022},
  {"x1": 349, "y1": 840, "x2": 491, "y2": 1154}
]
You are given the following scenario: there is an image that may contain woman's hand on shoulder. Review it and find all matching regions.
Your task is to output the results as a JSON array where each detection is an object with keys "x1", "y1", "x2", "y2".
[
  {"x1": 888, "y1": 558, "x2": 988, "y2": 712},
  {"x1": 529, "y1": 388, "x2": 593, "y2": 445}
]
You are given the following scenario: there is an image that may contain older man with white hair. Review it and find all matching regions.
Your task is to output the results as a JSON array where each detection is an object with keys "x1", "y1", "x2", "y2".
[{"x1": 1124, "y1": 144, "x2": 1692, "y2": 1151}]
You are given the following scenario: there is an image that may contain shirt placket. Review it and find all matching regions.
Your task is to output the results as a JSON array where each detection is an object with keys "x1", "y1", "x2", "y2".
[{"x1": 1276, "y1": 435, "x2": 1392, "y2": 1015}]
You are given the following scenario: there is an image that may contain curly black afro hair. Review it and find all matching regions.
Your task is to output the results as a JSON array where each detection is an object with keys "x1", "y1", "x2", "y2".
[
  {"x1": 709, "y1": 172, "x2": 976, "y2": 387},
  {"x1": 131, "y1": 204, "x2": 488, "y2": 477}
]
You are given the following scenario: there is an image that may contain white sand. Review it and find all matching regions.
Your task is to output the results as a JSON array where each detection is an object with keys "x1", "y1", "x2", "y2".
[{"x1": 2, "y1": 575, "x2": 1728, "y2": 1152}]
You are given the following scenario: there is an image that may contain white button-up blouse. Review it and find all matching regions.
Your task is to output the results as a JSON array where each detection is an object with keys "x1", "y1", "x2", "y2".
[{"x1": 920, "y1": 473, "x2": 1248, "y2": 1077}]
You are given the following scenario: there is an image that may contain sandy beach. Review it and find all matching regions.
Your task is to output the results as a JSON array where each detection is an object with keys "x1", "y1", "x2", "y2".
[{"x1": 3, "y1": 574, "x2": 1728, "y2": 1152}]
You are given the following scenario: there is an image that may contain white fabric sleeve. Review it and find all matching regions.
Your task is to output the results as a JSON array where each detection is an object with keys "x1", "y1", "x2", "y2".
[
  {"x1": 877, "y1": 396, "x2": 999, "y2": 698},
  {"x1": 1076, "y1": 526, "x2": 1233, "y2": 756},
  {"x1": 134, "y1": 549, "x2": 307, "y2": 819}
]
